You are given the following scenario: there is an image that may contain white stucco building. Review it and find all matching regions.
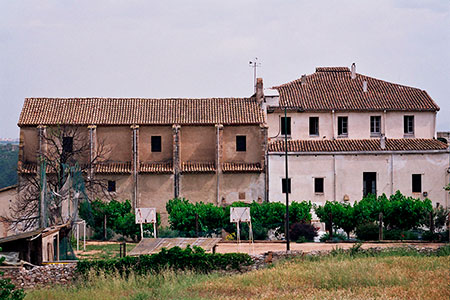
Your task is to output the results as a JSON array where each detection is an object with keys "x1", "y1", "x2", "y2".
[{"x1": 264, "y1": 65, "x2": 449, "y2": 208}]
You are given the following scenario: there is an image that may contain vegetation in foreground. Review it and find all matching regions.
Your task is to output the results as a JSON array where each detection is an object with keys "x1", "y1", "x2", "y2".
[{"x1": 26, "y1": 247, "x2": 450, "y2": 300}]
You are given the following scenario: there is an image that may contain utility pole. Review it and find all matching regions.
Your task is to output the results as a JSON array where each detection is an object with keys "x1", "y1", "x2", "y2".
[
  {"x1": 284, "y1": 106, "x2": 290, "y2": 251},
  {"x1": 249, "y1": 58, "x2": 261, "y2": 93}
]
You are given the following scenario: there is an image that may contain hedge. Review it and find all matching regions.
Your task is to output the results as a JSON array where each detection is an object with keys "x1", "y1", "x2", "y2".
[{"x1": 76, "y1": 246, "x2": 253, "y2": 276}]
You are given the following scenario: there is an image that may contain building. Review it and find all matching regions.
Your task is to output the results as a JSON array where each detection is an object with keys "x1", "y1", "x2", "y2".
[
  {"x1": 0, "y1": 185, "x2": 17, "y2": 237},
  {"x1": 17, "y1": 97, "x2": 267, "y2": 223},
  {"x1": 265, "y1": 65, "x2": 449, "y2": 208}
]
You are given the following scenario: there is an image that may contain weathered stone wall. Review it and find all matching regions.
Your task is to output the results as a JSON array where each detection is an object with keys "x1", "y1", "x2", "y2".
[{"x1": 1, "y1": 264, "x2": 76, "y2": 289}]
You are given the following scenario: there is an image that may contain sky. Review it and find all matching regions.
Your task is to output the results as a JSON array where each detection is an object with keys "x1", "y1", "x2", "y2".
[{"x1": 0, "y1": 0, "x2": 449, "y2": 138}]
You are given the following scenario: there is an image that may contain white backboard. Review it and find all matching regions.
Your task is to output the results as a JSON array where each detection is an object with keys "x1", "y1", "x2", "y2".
[
  {"x1": 230, "y1": 207, "x2": 251, "y2": 223},
  {"x1": 135, "y1": 208, "x2": 157, "y2": 224}
]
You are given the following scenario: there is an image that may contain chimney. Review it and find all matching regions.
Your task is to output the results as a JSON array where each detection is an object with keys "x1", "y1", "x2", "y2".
[
  {"x1": 256, "y1": 77, "x2": 264, "y2": 105},
  {"x1": 363, "y1": 80, "x2": 368, "y2": 92},
  {"x1": 351, "y1": 63, "x2": 356, "y2": 79},
  {"x1": 380, "y1": 134, "x2": 386, "y2": 150},
  {"x1": 301, "y1": 74, "x2": 306, "y2": 86}
]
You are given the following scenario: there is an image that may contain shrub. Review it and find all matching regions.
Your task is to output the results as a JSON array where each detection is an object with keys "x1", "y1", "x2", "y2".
[
  {"x1": 355, "y1": 223, "x2": 379, "y2": 241},
  {"x1": 76, "y1": 246, "x2": 253, "y2": 276},
  {"x1": 383, "y1": 229, "x2": 418, "y2": 240},
  {"x1": 319, "y1": 232, "x2": 347, "y2": 242},
  {"x1": 289, "y1": 223, "x2": 318, "y2": 242},
  {"x1": 0, "y1": 247, "x2": 25, "y2": 300}
]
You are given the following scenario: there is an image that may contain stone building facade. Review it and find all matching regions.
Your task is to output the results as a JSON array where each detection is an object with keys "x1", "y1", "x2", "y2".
[{"x1": 17, "y1": 97, "x2": 268, "y2": 222}]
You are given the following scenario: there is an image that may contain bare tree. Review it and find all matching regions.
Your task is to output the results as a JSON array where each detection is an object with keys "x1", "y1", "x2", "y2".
[{"x1": 8, "y1": 125, "x2": 111, "y2": 231}]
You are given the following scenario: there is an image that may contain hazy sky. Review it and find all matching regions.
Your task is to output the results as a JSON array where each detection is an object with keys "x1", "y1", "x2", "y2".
[{"x1": 0, "y1": 0, "x2": 449, "y2": 138}]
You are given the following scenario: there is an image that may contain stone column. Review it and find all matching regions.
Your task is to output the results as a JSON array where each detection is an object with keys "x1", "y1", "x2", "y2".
[
  {"x1": 215, "y1": 124, "x2": 223, "y2": 205},
  {"x1": 172, "y1": 124, "x2": 181, "y2": 198},
  {"x1": 87, "y1": 125, "x2": 97, "y2": 181},
  {"x1": 131, "y1": 125, "x2": 139, "y2": 209}
]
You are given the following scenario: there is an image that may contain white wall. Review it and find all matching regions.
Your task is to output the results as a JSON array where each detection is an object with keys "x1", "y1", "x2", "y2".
[
  {"x1": 267, "y1": 111, "x2": 436, "y2": 140},
  {"x1": 268, "y1": 152, "x2": 449, "y2": 208}
]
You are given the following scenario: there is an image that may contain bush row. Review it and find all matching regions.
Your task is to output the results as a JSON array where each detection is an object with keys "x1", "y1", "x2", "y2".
[
  {"x1": 76, "y1": 246, "x2": 253, "y2": 275},
  {"x1": 315, "y1": 191, "x2": 447, "y2": 241},
  {"x1": 166, "y1": 198, "x2": 312, "y2": 239}
]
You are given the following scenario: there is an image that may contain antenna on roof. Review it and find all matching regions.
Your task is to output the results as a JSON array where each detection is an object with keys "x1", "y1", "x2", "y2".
[{"x1": 249, "y1": 58, "x2": 261, "y2": 93}]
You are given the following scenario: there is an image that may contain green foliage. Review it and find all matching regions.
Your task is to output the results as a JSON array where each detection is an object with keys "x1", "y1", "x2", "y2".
[
  {"x1": 80, "y1": 199, "x2": 161, "y2": 241},
  {"x1": 289, "y1": 223, "x2": 318, "y2": 242},
  {"x1": 166, "y1": 198, "x2": 225, "y2": 236},
  {"x1": 319, "y1": 232, "x2": 347, "y2": 242},
  {"x1": 76, "y1": 246, "x2": 253, "y2": 276},
  {"x1": 0, "y1": 144, "x2": 18, "y2": 189},
  {"x1": 0, "y1": 247, "x2": 25, "y2": 300},
  {"x1": 355, "y1": 223, "x2": 379, "y2": 241},
  {"x1": 383, "y1": 229, "x2": 418, "y2": 240}
]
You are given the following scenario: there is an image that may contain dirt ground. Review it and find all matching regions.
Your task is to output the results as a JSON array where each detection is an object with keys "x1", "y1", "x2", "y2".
[{"x1": 215, "y1": 242, "x2": 446, "y2": 255}]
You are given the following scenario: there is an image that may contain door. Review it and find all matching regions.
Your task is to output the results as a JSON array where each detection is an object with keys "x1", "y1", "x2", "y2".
[{"x1": 363, "y1": 172, "x2": 377, "y2": 197}]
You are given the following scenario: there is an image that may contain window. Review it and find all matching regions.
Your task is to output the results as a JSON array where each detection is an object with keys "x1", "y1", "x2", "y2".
[
  {"x1": 282, "y1": 178, "x2": 291, "y2": 194},
  {"x1": 370, "y1": 116, "x2": 381, "y2": 135},
  {"x1": 62, "y1": 136, "x2": 73, "y2": 153},
  {"x1": 281, "y1": 117, "x2": 291, "y2": 136},
  {"x1": 107, "y1": 180, "x2": 116, "y2": 192},
  {"x1": 412, "y1": 174, "x2": 422, "y2": 193},
  {"x1": 314, "y1": 178, "x2": 324, "y2": 193},
  {"x1": 151, "y1": 136, "x2": 162, "y2": 152},
  {"x1": 236, "y1": 135, "x2": 246, "y2": 152},
  {"x1": 404, "y1": 116, "x2": 414, "y2": 135},
  {"x1": 309, "y1": 117, "x2": 319, "y2": 136},
  {"x1": 363, "y1": 172, "x2": 377, "y2": 197},
  {"x1": 338, "y1": 116, "x2": 348, "y2": 136}
]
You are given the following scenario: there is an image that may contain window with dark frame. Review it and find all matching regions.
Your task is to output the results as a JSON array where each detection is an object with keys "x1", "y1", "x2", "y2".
[
  {"x1": 314, "y1": 178, "x2": 324, "y2": 193},
  {"x1": 404, "y1": 115, "x2": 414, "y2": 135},
  {"x1": 281, "y1": 117, "x2": 291, "y2": 136},
  {"x1": 62, "y1": 136, "x2": 73, "y2": 153},
  {"x1": 107, "y1": 180, "x2": 116, "y2": 192},
  {"x1": 151, "y1": 136, "x2": 162, "y2": 152},
  {"x1": 338, "y1": 116, "x2": 348, "y2": 136},
  {"x1": 370, "y1": 116, "x2": 381, "y2": 135},
  {"x1": 282, "y1": 178, "x2": 291, "y2": 194},
  {"x1": 236, "y1": 135, "x2": 246, "y2": 152},
  {"x1": 412, "y1": 174, "x2": 422, "y2": 193},
  {"x1": 309, "y1": 117, "x2": 319, "y2": 136}
]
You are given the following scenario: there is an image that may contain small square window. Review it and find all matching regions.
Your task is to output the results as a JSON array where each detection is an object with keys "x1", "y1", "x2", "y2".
[
  {"x1": 236, "y1": 135, "x2": 246, "y2": 152},
  {"x1": 281, "y1": 117, "x2": 291, "y2": 136},
  {"x1": 412, "y1": 174, "x2": 422, "y2": 193},
  {"x1": 282, "y1": 178, "x2": 291, "y2": 194},
  {"x1": 239, "y1": 192, "x2": 246, "y2": 200},
  {"x1": 151, "y1": 136, "x2": 162, "y2": 152},
  {"x1": 309, "y1": 117, "x2": 319, "y2": 136},
  {"x1": 370, "y1": 116, "x2": 381, "y2": 135},
  {"x1": 107, "y1": 180, "x2": 116, "y2": 192},
  {"x1": 62, "y1": 136, "x2": 73, "y2": 153},
  {"x1": 314, "y1": 178, "x2": 324, "y2": 193},
  {"x1": 338, "y1": 117, "x2": 348, "y2": 136}
]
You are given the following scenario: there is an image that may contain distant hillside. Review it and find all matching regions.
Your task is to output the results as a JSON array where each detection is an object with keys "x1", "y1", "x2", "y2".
[{"x1": 0, "y1": 144, "x2": 18, "y2": 189}]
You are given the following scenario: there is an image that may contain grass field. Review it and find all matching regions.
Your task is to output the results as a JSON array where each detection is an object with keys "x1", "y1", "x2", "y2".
[
  {"x1": 26, "y1": 251, "x2": 450, "y2": 300},
  {"x1": 75, "y1": 242, "x2": 137, "y2": 260}
]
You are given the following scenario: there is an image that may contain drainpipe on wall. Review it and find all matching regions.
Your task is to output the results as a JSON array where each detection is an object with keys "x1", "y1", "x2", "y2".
[
  {"x1": 331, "y1": 110, "x2": 336, "y2": 140},
  {"x1": 333, "y1": 155, "x2": 336, "y2": 202},
  {"x1": 173, "y1": 125, "x2": 181, "y2": 198},
  {"x1": 390, "y1": 153, "x2": 394, "y2": 195}
]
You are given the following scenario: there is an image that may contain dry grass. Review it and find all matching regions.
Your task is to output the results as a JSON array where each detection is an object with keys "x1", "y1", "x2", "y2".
[{"x1": 26, "y1": 255, "x2": 450, "y2": 300}]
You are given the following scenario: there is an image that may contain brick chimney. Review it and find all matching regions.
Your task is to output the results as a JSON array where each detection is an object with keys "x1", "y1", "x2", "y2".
[{"x1": 256, "y1": 77, "x2": 264, "y2": 105}]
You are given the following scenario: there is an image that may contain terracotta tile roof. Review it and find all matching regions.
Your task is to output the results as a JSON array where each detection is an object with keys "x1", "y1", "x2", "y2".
[
  {"x1": 140, "y1": 162, "x2": 173, "y2": 174},
  {"x1": 95, "y1": 162, "x2": 132, "y2": 174},
  {"x1": 221, "y1": 162, "x2": 263, "y2": 173},
  {"x1": 273, "y1": 67, "x2": 439, "y2": 112},
  {"x1": 268, "y1": 138, "x2": 448, "y2": 153},
  {"x1": 18, "y1": 163, "x2": 37, "y2": 174},
  {"x1": 181, "y1": 162, "x2": 216, "y2": 173},
  {"x1": 18, "y1": 97, "x2": 265, "y2": 126}
]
